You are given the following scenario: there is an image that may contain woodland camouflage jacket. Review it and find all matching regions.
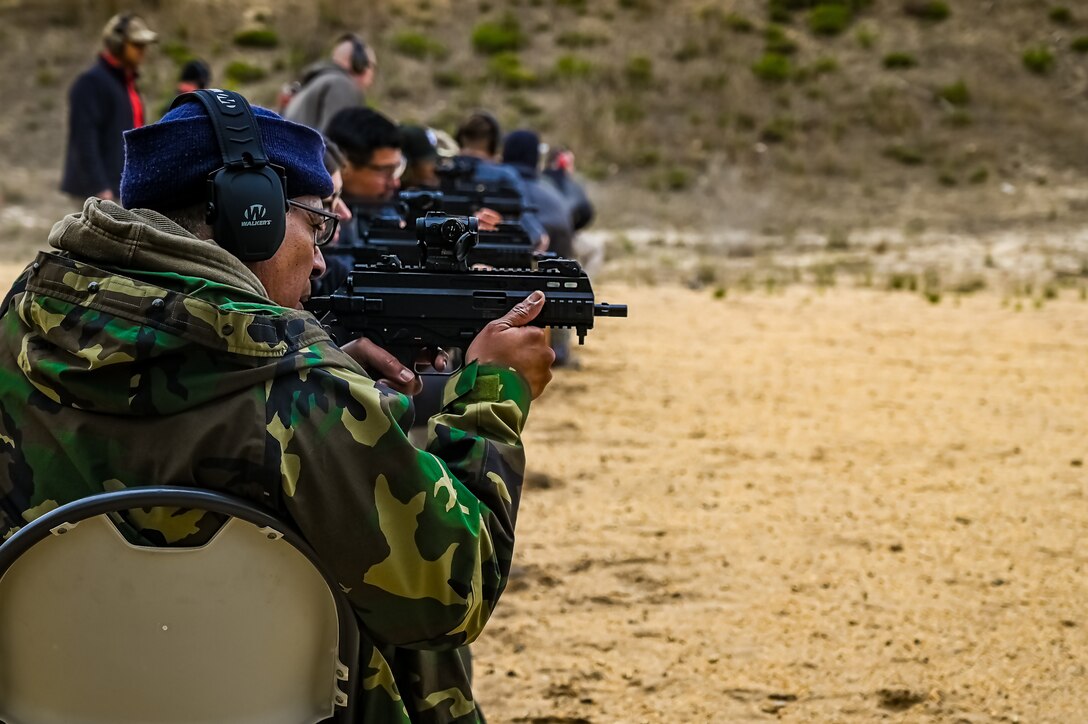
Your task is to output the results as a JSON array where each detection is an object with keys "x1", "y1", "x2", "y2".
[{"x1": 0, "y1": 200, "x2": 532, "y2": 723}]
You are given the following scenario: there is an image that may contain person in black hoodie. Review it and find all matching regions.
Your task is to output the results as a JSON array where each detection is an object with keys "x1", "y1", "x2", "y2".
[{"x1": 61, "y1": 12, "x2": 157, "y2": 203}]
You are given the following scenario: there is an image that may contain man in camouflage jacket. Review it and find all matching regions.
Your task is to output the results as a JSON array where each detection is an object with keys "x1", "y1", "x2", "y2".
[{"x1": 0, "y1": 95, "x2": 554, "y2": 722}]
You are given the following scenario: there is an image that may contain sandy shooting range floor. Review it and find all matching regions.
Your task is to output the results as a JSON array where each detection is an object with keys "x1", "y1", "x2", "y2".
[
  {"x1": 0, "y1": 257, "x2": 1084, "y2": 721},
  {"x1": 472, "y1": 282, "x2": 1087, "y2": 723}
]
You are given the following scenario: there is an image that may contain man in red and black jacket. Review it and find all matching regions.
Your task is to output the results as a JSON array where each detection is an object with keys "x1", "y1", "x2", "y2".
[{"x1": 60, "y1": 13, "x2": 157, "y2": 202}]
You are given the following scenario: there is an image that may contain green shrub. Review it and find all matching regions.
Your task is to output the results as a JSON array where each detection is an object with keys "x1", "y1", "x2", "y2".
[
  {"x1": 433, "y1": 69, "x2": 464, "y2": 88},
  {"x1": 888, "y1": 273, "x2": 917, "y2": 291},
  {"x1": 161, "y1": 41, "x2": 195, "y2": 66},
  {"x1": 752, "y1": 53, "x2": 793, "y2": 82},
  {"x1": 761, "y1": 117, "x2": 795, "y2": 143},
  {"x1": 673, "y1": 40, "x2": 702, "y2": 62},
  {"x1": 937, "y1": 79, "x2": 970, "y2": 106},
  {"x1": 1022, "y1": 46, "x2": 1055, "y2": 74},
  {"x1": 487, "y1": 51, "x2": 536, "y2": 87},
  {"x1": 765, "y1": 25, "x2": 799, "y2": 55},
  {"x1": 968, "y1": 168, "x2": 989, "y2": 184},
  {"x1": 903, "y1": 1, "x2": 950, "y2": 21},
  {"x1": 555, "y1": 30, "x2": 608, "y2": 47},
  {"x1": 625, "y1": 56, "x2": 654, "y2": 87},
  {"x1": 554, "y1": 54, "x2": 593, "y2": 78},
  {"x1": 883, "y1": 144, "x2": 925, "y2": 165},
  {"x1": 507, "y1": 93, "x2": 544, "y2": 116},
  {"x1": 233, "y1": 28, "x2": 279, "y2": 48},
  {"x1": 809, "y1": 56, "x2": 839, "y2": 75},
  {"x1": 855, "y1": 25, "x2": 877, "y2": 49},
  {"x1": 472, "y1": 15, "x2": 525, "y2": 54},
  {"x1": 614, "y1": 99, "x2": 646, "y2": 124},
  {"x1": 392, "y1": 31, "x2": 448, "y2": 60},
  {"x1": 1049, "y1": 6, "x2": 1073, "y2": 24},
  {"x1": 224, "y1": 61, "x2": 266, "y2": 84},
  {"x1": 809, "y1": 4, "x2": 853, "y2": 35},
  {"x1": 1071, "y1": 36, "x2": 1088, "y2": 53},
  {"x1": 725, "y1": 12, "x2": 755, "y2": 32},
  {"x1": 653, "y1": 167, "x2": 694, "y2": 192},
  {"x1": 882, "y1": 52, "x2": 917, "y2": 68},
  {"x1": 556, "y1": 0, "x2": 588, "y2": 11},
  {"x1": 632, "y1": 148, "x2": 660, "y2": 167}
]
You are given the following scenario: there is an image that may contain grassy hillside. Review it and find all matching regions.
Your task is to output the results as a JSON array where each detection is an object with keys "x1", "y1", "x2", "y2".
[{"x1": 2, "y1": 0, "x2": 1088, "y2": 240}]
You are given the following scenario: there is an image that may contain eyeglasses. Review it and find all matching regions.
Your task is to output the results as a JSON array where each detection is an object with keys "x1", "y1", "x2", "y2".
[
  {"x1": 364, "y1": 156, "x2": 407, "y2": 180},
  {"x1": 287, "y1": 199, "x2": 339, "y2": 247}
]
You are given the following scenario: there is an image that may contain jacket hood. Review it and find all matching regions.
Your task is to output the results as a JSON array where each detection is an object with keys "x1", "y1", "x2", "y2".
[{"x1": 2, "y1": 199, "x2": 342, "y2": 416}]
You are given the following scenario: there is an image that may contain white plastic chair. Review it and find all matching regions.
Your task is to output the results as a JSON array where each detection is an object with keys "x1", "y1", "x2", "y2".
[{"x1": 0, "y1": 487, "x2": 358, "y2": 724}]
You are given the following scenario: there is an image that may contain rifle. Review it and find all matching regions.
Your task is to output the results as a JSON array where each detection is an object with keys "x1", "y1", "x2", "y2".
[
  {"x1": 306, "y1": 213, "x2": 627, "y2": 368},
  {"x1": 344, "y1": 193, "x2": 540, "y2": 269}
]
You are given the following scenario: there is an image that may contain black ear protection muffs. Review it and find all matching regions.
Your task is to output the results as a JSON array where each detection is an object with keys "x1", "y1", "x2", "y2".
[
  {"x1": 337, "y1": 33, "x2": 370, "y2": 75},
  {"x1": 168, "y1": 89, "x2": 288, "y2": 262}
]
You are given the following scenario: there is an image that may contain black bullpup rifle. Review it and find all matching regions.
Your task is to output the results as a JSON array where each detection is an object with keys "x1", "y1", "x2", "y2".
[{"x1": 306, "y1": 213, "x2": 627, "y2": 368}]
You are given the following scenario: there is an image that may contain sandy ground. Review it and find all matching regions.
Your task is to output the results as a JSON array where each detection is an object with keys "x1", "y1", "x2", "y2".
[
  {"x1": 472, "y1": 282, "x2": 1087, "y2": 723},
  {"x1": 0, "y1": 258, "x2": 1084, "y2": 722}
]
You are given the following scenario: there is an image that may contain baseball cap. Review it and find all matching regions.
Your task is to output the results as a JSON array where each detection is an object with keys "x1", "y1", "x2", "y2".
[{"x1": 103, "y1": 14, "x2": 159, "y2": 46}]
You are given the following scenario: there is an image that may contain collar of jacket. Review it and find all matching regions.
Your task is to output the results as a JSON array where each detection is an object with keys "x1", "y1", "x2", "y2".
[
  {"x1": 99, "y1": 51, "x2": 138, "y2": 81},
  {"x1": 50, "y1": 198, "x2": 267, "y2": 296}
]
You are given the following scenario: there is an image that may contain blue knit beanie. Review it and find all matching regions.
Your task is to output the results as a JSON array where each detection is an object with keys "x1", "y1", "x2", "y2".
[
  {"x1": 120, "y1": 101, "x2": 332, "y2": 211},
  {"x1": 502, "y1": 129, "x2": 541, "y2": 175}
]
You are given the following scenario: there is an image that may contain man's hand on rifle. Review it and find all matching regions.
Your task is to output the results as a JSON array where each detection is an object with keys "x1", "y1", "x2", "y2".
[
  {"x1": 341, "y1": 338, "x2": 450, "y2": 395},
  {"x1": 466, "y1": 290, "x2": 555, "y2": 399},
  {"x1": 474, "y1": 207, "x2": 502, "y2": 231}
]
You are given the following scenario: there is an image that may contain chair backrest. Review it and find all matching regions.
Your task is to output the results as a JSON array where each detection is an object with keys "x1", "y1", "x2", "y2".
[{"x1": 0, "y1": 487, "x2": 358, "y2": 724}]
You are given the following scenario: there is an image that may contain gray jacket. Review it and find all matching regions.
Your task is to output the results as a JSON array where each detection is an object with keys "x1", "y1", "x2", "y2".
[{"x1": 283, "y1": 64, "x2": 363, "y2": 132}]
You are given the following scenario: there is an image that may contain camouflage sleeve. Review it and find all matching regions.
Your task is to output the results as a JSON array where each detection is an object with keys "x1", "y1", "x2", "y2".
[{"x1": 269, "y1": 352, "x2": 530, "y2": 651}]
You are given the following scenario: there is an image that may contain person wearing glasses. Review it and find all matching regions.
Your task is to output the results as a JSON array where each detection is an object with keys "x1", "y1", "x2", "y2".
[
  {"x1": 317, "y1": 107, "x2": 409, "y2": 296},
  {"x1": 0, "y1": 98, "x2": 554, "y2": 722},
  {"x1": 61, "y1": 12, "x2": 158, "y2": 204}
]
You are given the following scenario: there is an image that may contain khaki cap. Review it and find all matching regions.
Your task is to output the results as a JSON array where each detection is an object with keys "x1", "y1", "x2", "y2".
[{"x1": 103, "y1": 14, "x2": 159, "y2": 46}]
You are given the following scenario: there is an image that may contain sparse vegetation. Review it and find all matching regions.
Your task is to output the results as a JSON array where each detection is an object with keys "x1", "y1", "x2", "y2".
[
  {"x1": 884, "y1": 144, "x2": 925, "y2": 165},
  {"x1": 487, "y1": 52, "x2": 536, "y2": 88},
  {"x1": 233, "y1": 28, "x2": 279, "y2": 49},
  {"x1": 903, "y1": 0, "x2": 950, "y2": 22},
  {"x1": 752, "y1": 53, "x2": 793, "y2": 83},
  {"x1": 614, "y1": 98, "x2": 646, "y2": 124},
  {"x1": 224, "y1": 61, "x2": 266, "y2": 84},
  {"x1": 725, "y1": 12, "x2": 755, "y2": 32},
  {"x1": 764, "y1": 25, "x2": 799, "y2": 55},
  {"x1": 1071, "y1": 36, "x2": 1088, "y2": 53},
  {"x1": 761, "y1": 117, "x2": 795, "y2": 143},
  {"x1": 809, "y1": 4, "x2": 853, "y2": 35},
  {"x1": 432, "y1": 70, "x2": 464, "y2": 88},
  {"x1": 1048, "y1": 7, "x2": 1074, "y2": 25},
  {"x1": 392, "y1": 31, "x2": 448, "y2": 60},
  {"x1": 472, "y1": 15, "x2": 526, "y2": 55},
  {"x1": 1022, "y1": 47, "x2": 1055, "y2": 74},
  {"x1": 624, "y1": 56, "x2": 654, "y2": 87},
  {"x1": 883, "y1": 52, "x2": 917, "y2": 69},
  {"x1": 554, "y1": 54, "x2": 593, "y2": 79},
  {"x1": 161, "y1": 41, "x2": 195, "y2": 66},
  {"x1": 937, "y1": 80, "x2": 970, "y2": 106},
  {"x1": 555, "y1": 30, "x2": 608, "y2": 48}
]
